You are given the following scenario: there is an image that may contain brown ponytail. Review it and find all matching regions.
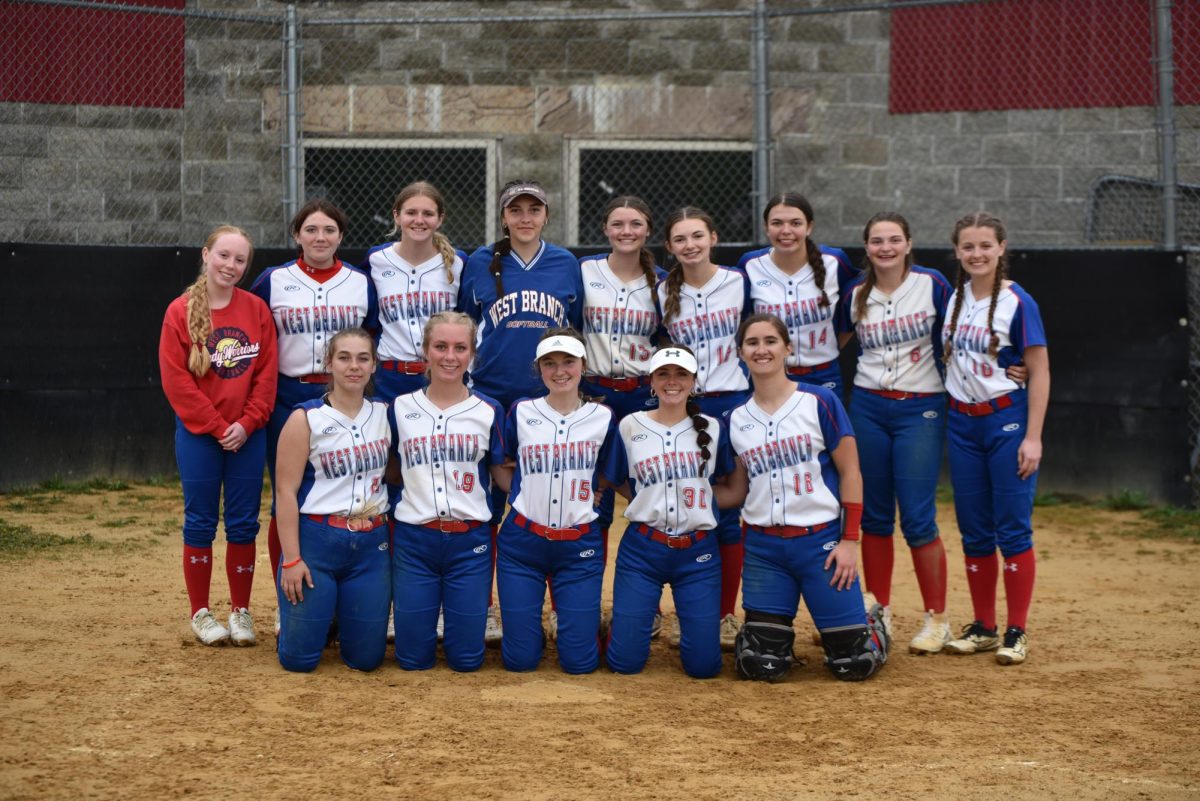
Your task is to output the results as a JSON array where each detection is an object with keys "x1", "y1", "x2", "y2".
[
  {"x1": 948, "y1": 212, "x2": 1009, "y2": 360},
  {"x1": 390, "y1": 181, "x2": 456, "y2": 283},
  {"x1": 602, "y1": 195, "x2": 658, "y2": 288},
  {"x1": 765, "y1": 192, "x2": 827, "y2": 306},
  {"x1": 856, "y1": 212, "x2": 914, "y2": 323},
  {"x1": 685, "y1": 397, "x2": 713, "y2": 476},
  {"x1": 662, "y1": 206, "x2": 717, "y2": 326}
]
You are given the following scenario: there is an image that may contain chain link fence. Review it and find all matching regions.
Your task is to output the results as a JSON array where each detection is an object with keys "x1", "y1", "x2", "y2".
[{"x1": 2, "y1": 0, "x2": 1195, "y2": 252}]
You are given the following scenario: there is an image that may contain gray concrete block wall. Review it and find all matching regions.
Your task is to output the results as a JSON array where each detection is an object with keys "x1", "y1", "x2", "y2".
[{"x1": 0, "y1": 0, "x2": 1193, "y2": 248}]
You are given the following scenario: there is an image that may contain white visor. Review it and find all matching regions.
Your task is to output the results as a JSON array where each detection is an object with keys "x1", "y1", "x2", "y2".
[
  {"x1": 648, "y1": 347, "x2": 698, "y2": 376},
  {"x1": 535, "y1": 335, "x2": 586, "y2": 360}
]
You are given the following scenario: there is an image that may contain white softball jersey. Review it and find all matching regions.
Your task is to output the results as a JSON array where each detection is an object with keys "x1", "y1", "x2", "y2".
[
  {"x1": 743, "y1": 251, "x2": 845, "y2": 368},
  {"x1": 365, "y1": 244, "x2": 463, "y2": 363},
  {"x1": 729, "y1": 386, "x2": 853, "y2": 528},
  {"x1": 251, "y1": 261, "x2": 374, "y2": 377},
  {"x1": 943, "y1": 281, "x2": 1047, "y2": 403},
  {"x1": 656, "y1": 266, "x2": 750, "y2": 394},
  {"x1": 387, "y1": 390, "x2": 505, "y2": 525},
  {"x1": 580, "y1": 256, "x2": 664, "y2": 378},
  {"x1": 615, "y1": 411, "x2": 734, "y2": 535},
  {"x1": 296, "y1": 398, "x2": 392, "y2": 517},
  {"x1": 505, "y1": 398, "x2": 620, "y2": 528},
  {"x1": 840, "y1": 266, "x2": 953, "y2": 394}
]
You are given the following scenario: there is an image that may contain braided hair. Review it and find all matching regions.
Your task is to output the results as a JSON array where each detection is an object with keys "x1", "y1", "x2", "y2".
[
  {"x1": 661, "y1": 206, "x2": 717, "y2": 326},
  {"x1": 185, "y1": 225, "x2": 254, "y2": 378},
  {"x1": 389, "y1": 181, "x2": 457, "y2": 284},
  {"x1": 602, "y1": 195, "x2": 658, "y2": 288},
  {"x1": 489, "y1": 178, "x2": 546, "y2": 299},
  {"x1": 764, "y1": 192, "x2": 828, "y2": 307},
  {"x1": 855, "y1": 211, "x2": 914, "y2": 323},
  {"x1": 944, "y1": 212, "x2": 1009, "y2": 363},
  {"x1": 649, "y1": 343, "x2": 712, "y2": 475}
]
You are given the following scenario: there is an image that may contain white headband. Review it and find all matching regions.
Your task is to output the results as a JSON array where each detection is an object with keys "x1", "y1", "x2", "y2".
[
  {"x1": 535, "y1": 336, "x2": 586, "y2": 360},
  {"x1": 648, "y1": 347, "x2": 698, "y2": 375}
]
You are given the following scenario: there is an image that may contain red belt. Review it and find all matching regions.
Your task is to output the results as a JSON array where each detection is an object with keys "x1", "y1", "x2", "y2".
[
  {"x1": 382, "y1": 359, "x2": 428, "y2": 375},
  {"x1": 787, "y1": 360, "x2": 835, "y2": 377},
  {"x1": 633, "y1": 523, "x2": 708, "y2": 549},
  {"x1": 752, "y1": 521, "x2": 833, "y2": 538},
  {"x1": 949, "y1": 394, "x2": 1015, "y2": 417},
  {"x1": 306, "y1": 513, "x2": 388, "y2": 532},
  {"x1": 590, "y1": 375, "x2": 647, "y2": 391},
  {"x1": 512, "y1": 513, "x2": 588, "y2": 541},
  {"x1": 421, "y1": 518, "x2": 482, "y2": 533},
  {"x1": 297, "y1": 373, "x2": 330, "y2": 384},
  {"x1": 866, "y1": 388, "x2": 939, "y2": 401}
]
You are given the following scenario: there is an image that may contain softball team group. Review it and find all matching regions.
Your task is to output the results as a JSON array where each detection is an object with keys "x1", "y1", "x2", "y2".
[{"x1": 159, "y1": 179, "x2": 1049, "y2": 682}]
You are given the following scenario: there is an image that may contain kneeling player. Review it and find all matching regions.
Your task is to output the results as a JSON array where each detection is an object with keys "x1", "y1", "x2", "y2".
[{"x1": 720, "y1": 314, "x2": 889, "y2": 682}]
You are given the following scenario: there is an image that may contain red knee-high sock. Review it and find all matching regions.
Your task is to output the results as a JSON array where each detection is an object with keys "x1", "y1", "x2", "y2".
[
  {"x1": 964, "y1": 553, "x2": 999, "y2": 630},
  {"x1": 183, "y1": 545, "x2": 214, "y2": 616},
  {"x1": 719, "y1": 542, "x2": 744, "y2": 618},
  {"x1": 489, "y1": 523, "x2": 499, "y2": 607},
  {"x1": 1002, "y1": 548, "x2": 1036, "y2": 631},
  {"x1": 910, "y1": 537, "x2": 948, "y2": 614},
  {"x1": 267, "y1": 516, "x2": 282, "y2": 585},
  {"x1": 860, "y1": 533, "x2": 894, "y2": 607},
  {"x1": 226, "y1": 542, "x2": 257, "y2": 611}
]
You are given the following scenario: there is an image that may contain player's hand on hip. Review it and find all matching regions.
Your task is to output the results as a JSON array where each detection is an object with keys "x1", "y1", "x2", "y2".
[
  {"x1": 1005, "y1": 362, "x2": 1029, "y2": 385},
  {"x1": 1017, "y1": 437, "x2": 1042, "y2": 480},
  {"x1": 282, "y1": 561, "x2": 314, "y2": 604},
  {"x1": 825, "y1": 540, "x2": 859, "y2": 591},
  {"x1": 219, "y1": 422, "x2": 248, "y2": 452}
]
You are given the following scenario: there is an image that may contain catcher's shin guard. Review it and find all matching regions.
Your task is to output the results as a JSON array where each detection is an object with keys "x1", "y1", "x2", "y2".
[
  {"x1": 821, "y1": 619, "x2": 887, "y2": 682},
  {"x1": 734, "y1": 621, "x2": 796, "y2": 682}
]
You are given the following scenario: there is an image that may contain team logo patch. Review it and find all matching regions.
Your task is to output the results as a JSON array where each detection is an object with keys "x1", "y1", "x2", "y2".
[
  {"x1": 322, "y1": 426, "x2": 338, "y2": 435},
  {"x1": 404, "y1": 413, "x2": 421, "y2": 420},
  {"x1": 473, "y1": 544, "x2": 489, "y2": 554},
  {"x1": 923, "y1": 410, "x2": 939, "y2": 419},
  {"x1": 579, "y1": 548, "x2": 596, "y2": 558},
  {"x1": 644, "y1": 398, "x2": 658, "y2": 407},
  {"x1": 589, "y1": 282, "x2": 606, "y2": 289},
  {"x1": 740, "y1": 424, "x2": 756, "y2": 431},
  {"x1": 206, "y1": 326, "x2": 260, "y2": 379},
  {"x1": 696, "y1": 553, "x2": 713, "y2": 563},
  {"x1": 1003, "y1": 423, "x2": 1021, "y2": 432},
  {"x1": 378, "y1": 542, "x2": 388, "y2": 551},
  {"x1": 284, "y1": 284, "x2": 301, "y2": 292},
  {"x1": 382, "y1": 270, "x2": 396, "y2": 278},
  {"x1": 822, "y1": 541, "x2": 837, "y2": 551},
  {"x1": 527, "y1": 418, "x2": 543, "y2": 426},
  {"x1": 631, "y1": 434, "x2": 648, "y2": 442},
  {"x1": 756, "y1": 280, "x2": 771, "y2": 287},
  {"x1": 822, "y1": 382, "x2": 837, "y2": 390}
]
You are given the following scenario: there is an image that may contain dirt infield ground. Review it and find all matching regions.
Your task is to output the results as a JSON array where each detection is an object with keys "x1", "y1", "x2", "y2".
[{"x1": 1, "y1": 482, "x2": 1198, "y2": 801}]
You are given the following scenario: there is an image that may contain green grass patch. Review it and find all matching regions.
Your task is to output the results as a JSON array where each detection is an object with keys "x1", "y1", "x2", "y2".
[
  {"x1": 1140, "y1": 506, "x2": 1200, "y2": 542},
  {"x1": 0, "y1": 518, "x2": 91, "y2": 557},
  {"x1": 1103, "y1": 489, "x2": 1152, "y2": 511},
  {"x1": 99, "y1": 517, "x2": 139, "y2": 529},
  {"x1": 4, "y1": 476, "x2": 131, "y2": 497}
]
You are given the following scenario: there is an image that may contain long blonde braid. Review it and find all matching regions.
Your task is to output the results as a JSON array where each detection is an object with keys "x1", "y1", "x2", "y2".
[{"x1": 185, "y1": 272, "x2": 212, "y2": 377}]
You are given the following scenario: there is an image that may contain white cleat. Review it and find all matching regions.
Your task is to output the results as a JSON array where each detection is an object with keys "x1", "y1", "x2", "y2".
[
  {"x1": 909, "y1": 611, "x2": 951, "y2": 655},
  {"x1": 545, "y1": 610, "x2": 559, "y2": 641},
  {"x1": 484, "y1": 606, "x2": 503, "y2": 646},
  {"x1": 228, "y1": 608, "x2": 256, "y2": 647},
  {"x1": 191, "y1": 608, "x2": 230, "y2": 646},
  {"x1": 719, "y1": 613, "x2": 741, "y2": 652}
]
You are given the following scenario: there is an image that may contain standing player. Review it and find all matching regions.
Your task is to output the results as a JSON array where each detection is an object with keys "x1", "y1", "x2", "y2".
[
  {"x1": 575, "y1": 195, "x2": 666, "y2": 639},
  {"x1": 388, "y1": 311, "x2": 507, "y2": 672},
  {"x1": 363, "y1": 182, "x2": 466, "y2": 403},
  {"x1": 657, "y1": 206, "x2": 750, "y2": 650},
  {"x1": 494, "y1": 329, "x2": 621, "y2": 674},
  {"x1": 941, "y1": 212, "x2": 1049, "y2": 666},
  {"x1": 739, "y1": 193, "x2": 858, "y2": 396},
  {"x1": 605, "y1": 345, "x2": 734, "y2": 679},
  {"x1": 835, "y1": 212, "x2": 954, "y2": 653},
  {"x1": 459, "y1": 179, "x2": 585, "y2": 642},
  {"x1": 251, "y1": 200, "x2": 375, "y2": 627},
  {"x1": 159, "y1": 226, "x2": 277, "y2": 646},
  {"x1": 720, "y1": 314, "x2": 889, "y2": 683},
  {"x1": 274, "y1": 328, "x2": 392, "y2": 672}
]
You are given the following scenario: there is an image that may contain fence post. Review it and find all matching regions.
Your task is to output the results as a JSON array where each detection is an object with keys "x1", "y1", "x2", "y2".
[
  {"x1": 1155, "y1": 0, "x2": 1178, "y2": 250},
  {"x1": 283, "y1": 4, "x2": 301, "y2": 237},
  {"x1": 751, "y1": 0, "x2": 771, "y2": 228}
]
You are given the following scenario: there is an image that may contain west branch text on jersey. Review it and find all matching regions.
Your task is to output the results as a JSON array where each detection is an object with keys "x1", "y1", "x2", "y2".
[
  {"x1": 633, "y1": 449, "x2": 708, "y2": 486},
  {"x1": 856, "y1": 311, "x2": 932, "y2": 349},
  {"x1": 519, "y1": 441, "x2": 600, "y2": 474},
  {"x1": 401, "y1": 434, "x2": 484, "y2": 469},
  {"x1": 318, "y1": 437, "x2": 391, "y2": 479},
  {"x1": 738, "y1": 434, "x2": 814, "y2": 478},
  {"x1": 378, "y1": 290, "x2": 457, "y2": 323},
  {"x1": 278, "y1": 305, "x2": 362, "y2": 335},
  {"x1": 488, "y1": 290, "x2": 569, "y2": 329}
]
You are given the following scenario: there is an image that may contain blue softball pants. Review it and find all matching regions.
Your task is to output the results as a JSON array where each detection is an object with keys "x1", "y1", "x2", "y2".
[
  {"x1": 391, "y1": 520, "x2": 492, "y2": 672},
  {"x1": 695, "y1": 390, "x2": 751, "y2": 546},
  {"x1": 581, "y1": 378, "x2": 656, "y2": 531},
  {"x1": 741, "y1": 524, "x2": 868, "y2": 630},
  {"x1": 496, "y1": 515, "x2": 605, "y2": 674},
  {"x1": 276, "y1": 516, "x2": 391, "y2": 673},
  {"x1": 848, "y1": 388, "x2": 945, "y2": 547},
  {"x1": 175, "y1": 418, "x2": 266, "y2": 548},
  {"x1": 606, "y1": 528, "x2": 722, "y2": 679},
  {"x1": 789, "y1": 363, "x2": 843, "y2": 399},
  {"x1": 947, "y1": 393, "x2": 1036, "y2": 558}
]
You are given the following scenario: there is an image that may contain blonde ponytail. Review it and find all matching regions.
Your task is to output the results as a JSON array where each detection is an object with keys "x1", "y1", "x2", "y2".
[
  {"x1": 433, "y1": 231, "x2": 456, "y2": 283},
  {"x1": 185, "y1": 272, "x2": 212, "y2": 378}
]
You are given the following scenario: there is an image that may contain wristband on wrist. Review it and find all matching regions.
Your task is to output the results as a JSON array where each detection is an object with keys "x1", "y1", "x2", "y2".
[
  {"x1": 840, "y1": 501, "x2": 863, "y2": 542},
  {"x1": 281, "y1": 557, "x2": 302, "y2": 569}
]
